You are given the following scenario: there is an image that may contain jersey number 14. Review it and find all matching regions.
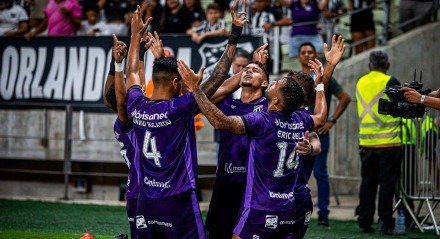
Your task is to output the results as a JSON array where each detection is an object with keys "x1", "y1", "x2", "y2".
[{"x1": 273, "y1": 141, "x2": 299, "y2": 177}]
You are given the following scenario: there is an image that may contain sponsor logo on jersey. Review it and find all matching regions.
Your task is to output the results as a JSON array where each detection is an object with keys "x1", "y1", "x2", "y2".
[
  {"x1": 269, "y1": 191, "x2": 294, "y2": 200},
  {"x1": 225, "y1": 163, "x2": 246, "y2": 174},
  {"x1": 136, "y1": 215, "x2": 147, "y2": 229},
  {"x1": 253, "y1": 105, "x2": 263, "y2": 112},
  {"x1": 252, "y1": 235, "x2": 260, "y2": 239},
  {"x1": 265, "y1": 215, "x2": 278, "y2": 229},
  {"x1": 280, "y1": 220, "x2": 295, "y2": 225},
  {"x1": 143, "y1": 176, "x2": 171, "y2": 189}
]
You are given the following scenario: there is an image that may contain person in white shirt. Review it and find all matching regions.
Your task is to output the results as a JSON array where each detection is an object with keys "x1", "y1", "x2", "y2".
[
  {"x1": 0, "y1": 0, "x2": 29, "y2": 36},
  {"x1": 78, "y1": 5, "x2": 110, "y2": 36}
]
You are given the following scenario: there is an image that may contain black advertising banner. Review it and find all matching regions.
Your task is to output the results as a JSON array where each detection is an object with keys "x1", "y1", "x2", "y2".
[{"x1": 0, "y1": 36, "x2": 262, "y2": 109}]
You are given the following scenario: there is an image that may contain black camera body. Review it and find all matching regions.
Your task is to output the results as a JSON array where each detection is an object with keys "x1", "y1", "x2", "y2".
[{"x1": 378, "y1": 80, "x2": 430, "y2": 119}]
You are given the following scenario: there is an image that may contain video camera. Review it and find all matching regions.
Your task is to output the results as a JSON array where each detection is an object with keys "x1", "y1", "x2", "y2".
[{"x1": 378, "y1": 71, "x2": 430, "y2": 119}]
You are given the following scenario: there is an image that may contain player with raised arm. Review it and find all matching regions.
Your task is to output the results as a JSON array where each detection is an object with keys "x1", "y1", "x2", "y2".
[
  {"x1": 177, "y1": 57, "x2": 327, "y2": 238},
  {"x1": 124, "y1": 3, "x2": 247, "y2": 238}
]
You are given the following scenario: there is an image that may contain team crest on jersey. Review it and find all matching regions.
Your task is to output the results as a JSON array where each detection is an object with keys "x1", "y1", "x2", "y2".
[
  {"x1": 230, "y1": 104, "x2": 236, "y2": 109},
  {"x1": 198, "y1": 41, "x2": 254, "y2": 82},
  {"x1": 304, "y1": 211, "x2": 311, "y2": 225},
  {"x1": 136, "y1": 215, "x2": 147, "y2": 229},
  {"x1": 253, "y1": 105, "x2": 263, "y2": 112},
  {"x1": 252, "y1": 235, "x2": 260, "y2": 239},
  {"x1": 265, "y1": 215, "x2": 278, "y2": 229}
]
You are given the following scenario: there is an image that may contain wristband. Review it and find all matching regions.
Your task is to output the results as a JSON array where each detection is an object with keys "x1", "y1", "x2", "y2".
[
  {"x1": 108, "y1": 57, "x2": 116, "y2": 76},
  {"x1": 228, "y1": 24, "x2": 243, "y2": 45},
  {"x1": 420, "y1": 95, "x2": 426, "y2": 104},
  {"x1": 115, "y1": 62, "x2": 123, "y2": 72},
  {"x1": 139, "y1": 40, "x2": 148, "y2": 61},
  {"x1": 315, "y1": 83, "x2": 324, "y2": 92},
  {"x1": 328, "y1": 116, "x2": 337, "y2": 124}
]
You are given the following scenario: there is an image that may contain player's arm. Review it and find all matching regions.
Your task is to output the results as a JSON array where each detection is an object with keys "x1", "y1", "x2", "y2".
[
  {"x1": 178, "y1": 60, "x2": 246, "y2": 134},
  {"x1": 322, "y1": 35, "x2": 345, "y2": 90},
  {"x1": 309, "y1": 59, "x2": 328, "y2": 129},
  {"x1": 209, "y1": 43, "x2": 269, "y2": 104},
  {"x1": 200, "y1": 0, "x2": 248, "y2": 99},
  {"x1": 112, "y1": 35, "x2": 129, "y2": 122},
  {"x1": 126, "y1": 6, "x2": 151, "y2": 90}
]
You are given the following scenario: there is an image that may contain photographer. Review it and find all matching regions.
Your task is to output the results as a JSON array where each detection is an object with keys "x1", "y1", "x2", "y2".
[
  {"x1": 355, "y1": 50, "x2": 403, "y2": 235},
  {"x1": 403, "y1": 87, "x2": 440, "y2": 110}
]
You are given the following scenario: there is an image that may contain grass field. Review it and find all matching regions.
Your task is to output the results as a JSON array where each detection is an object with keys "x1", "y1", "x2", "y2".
[{"x1": 0, "y1": 199, "x2": 437, "y2": 239}]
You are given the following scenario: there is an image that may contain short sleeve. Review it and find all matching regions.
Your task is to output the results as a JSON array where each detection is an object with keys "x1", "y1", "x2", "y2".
[
  {"x1": 127, "y1": 86, "x2": 146, "y2": 117},
  {"x1": 66, "y1": 0, "x2": 82, "y2": 18},
  {"x1": 17, "y1": 6, "x2": 29, "y2": 22},
  {"x1": 170, "y1": 93, "x2": 199, "y2": 116},
  {"x1": 241, "y1": 112, "x2": 269, "y2": 137},
  {"x1": 386, "y1": 77, "x2": 401, "y2": 87},
  {"x1": 329, "y1": 78, "x2": 343, "y2": 96}
]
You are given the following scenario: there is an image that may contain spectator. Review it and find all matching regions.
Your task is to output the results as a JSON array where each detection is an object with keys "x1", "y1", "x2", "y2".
[
  {"x1": 187, "y1": 3, "x2": 227, "y2": 44},
  {"x1": 250, "y1": 0, "x2": 291, "y2": 71},
  {"x1": 104, "y1": 0, "x2": 129, "y2": 35},
  {"x1": 398, "y1": 0, "x2": 435, "y2": 33},
  {"x1": 77, "y1": 5, "x2": 110, "y2": 35},
  {"x1": 160, "y1": 0, "x2": 192, "y2": 33},
  {"x1": 320, "y1": 0, "x2": 346, "y2": 42},
  {"x1": 141, "y1": 0, "x2": 163, "y2": 33},
  {"x1": 182, "y1": 0, "x2": 206, "y2": 28},
  {"x1": 25, "y1": 0, "x2": 82, "y2": 39},
  {"x1": 355, "y1": 50, "x2": 403, "y2": 235},
  {"x1": 348, "y1": 0, "x2": 375, "y2": 54},
  {"x1": 28, "y1": 0, "x2": 48, "y2": 29},
  {"x1": 78, "y1": 0, "x2": 105, "y2": 19},
  {"x1": 0, "y1": 0, "x2": 29, "y2": 36},
  {"x1": 288, "y1": 0, "x2": 328, "y2": 58}
]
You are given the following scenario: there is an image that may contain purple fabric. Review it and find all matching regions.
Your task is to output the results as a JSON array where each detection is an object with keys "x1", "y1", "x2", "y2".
[
  {"x1": 126, "y1": 197, "x2": 138, "y2": 239},
  {"x1": 127, "y1": 87, "x2": 199, "y2": 198},
  {"x1": 290, "y1": 0, "x2": 320, "y2": 36},
  {"x1": 136, "y1": 191, "x2": 206, "y2": 239},
  {"x1": 217, "y1": 96, "x2": 268, "y2": 183},
  {"x1": 292, "y1": 193, "x2": 313, "y2": 239},
  {"x1": 241, "y1": 110, "x2": 313, "y2": 211},
  {"x1": 113, "y1": 118, "x2": 139, "y2": 200}
]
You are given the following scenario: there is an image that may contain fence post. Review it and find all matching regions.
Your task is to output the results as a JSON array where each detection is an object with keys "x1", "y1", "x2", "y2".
[
  {"x1": 382, "y1": 0, "x2": 391, "y2": 44},
  {"x1": 63, "y1": 105, "x2": 73, "y2": 200}
]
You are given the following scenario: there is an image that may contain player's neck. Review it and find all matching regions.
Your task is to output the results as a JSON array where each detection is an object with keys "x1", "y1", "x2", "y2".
[
  {"x1": 150, "y1": 87, "x2": 173, "y2": 101},
  {"x1": 240, "y1": 87, "x2": 263, "y2": 103}
]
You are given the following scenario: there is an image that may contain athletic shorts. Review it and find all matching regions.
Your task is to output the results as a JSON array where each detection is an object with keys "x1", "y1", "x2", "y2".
[
  {"x1": 205, "y1": 180, "x2": 246, "y2": 239},
  {"x1": 292, "y1": 193, "x2": 313, "y2": 239},
  {"x1": 233, "y1": 207, "x2": 296, "y2": 239},
  {"x1": 126, "y1": 197, "x2": 137, "y2": 239},
  {"x1": 136, "y1": 191, "x2": 205, "y2": 239}
]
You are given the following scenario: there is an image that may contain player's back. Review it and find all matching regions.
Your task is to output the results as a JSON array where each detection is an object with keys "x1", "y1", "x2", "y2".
[
  {"x1": 241, "y1": 109, "x2": 313, "y2": 211},
  {"x1": 127, "y1": 86, "x2": 199, "y2": 198}
]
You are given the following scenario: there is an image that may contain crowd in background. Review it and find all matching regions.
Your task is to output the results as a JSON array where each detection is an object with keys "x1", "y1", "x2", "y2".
[{"x1": 0, "y1": 0, "x2": 437, "y2": 56}]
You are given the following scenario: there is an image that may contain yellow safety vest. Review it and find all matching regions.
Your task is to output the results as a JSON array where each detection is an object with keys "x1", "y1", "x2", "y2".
[
  {"x1": 401, "y1": 118, "x2": 417, "y2": 145},
  {"x1": 356, "y1": 71, "x2": 401, "y2": 146},
  {"x1": 420, "y1": 115, "x2": 438, "y2": 155}
]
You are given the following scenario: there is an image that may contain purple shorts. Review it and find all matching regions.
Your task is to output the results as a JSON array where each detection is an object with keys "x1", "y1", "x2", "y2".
[
  {"x1": 126, "y1": 197, "x2": 137, "y2": 239},
  {"x1": 292, "y1": 193, "x2": 313, "y2": 239},
  {"x1": 233, "y1": 207, "x2": 296, "y2": 239},
  {"x1": 136, "y1": 190, "x2": 205, "y2": 239}
]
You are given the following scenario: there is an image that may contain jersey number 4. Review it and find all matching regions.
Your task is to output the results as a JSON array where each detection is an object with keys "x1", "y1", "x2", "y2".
[
  {"x1": 143, "y1": 131, "x2": 162, "y2": 167},
  {"x1": 273, "y1": 141, "x2": 299, "y2": 177}
]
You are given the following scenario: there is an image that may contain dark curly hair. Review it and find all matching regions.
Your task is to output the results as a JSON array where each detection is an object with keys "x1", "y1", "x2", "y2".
[
  {"x1": 152, "y1": 57, "x2": 181, "y2": 86},
  {"x1": 280, "y1": 76, "x2": 305, "y2": 116},
  {"x1": 287, "y1": 70, "x2": 315, "y2": 107}
]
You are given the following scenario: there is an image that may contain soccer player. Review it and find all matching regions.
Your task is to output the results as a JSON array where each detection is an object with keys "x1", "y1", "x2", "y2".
[
  {"x1": 177, "y1": 57, "x2": 328, "y2": 238},
  {"x1": 124, "y1": 4, "x2": 247, "y2": 238},
  {"x1": 205, "y1": 45, "x2": 271, "y2": 239}
]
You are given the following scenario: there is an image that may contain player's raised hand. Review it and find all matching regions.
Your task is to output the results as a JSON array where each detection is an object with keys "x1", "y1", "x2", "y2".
[
  {"x1": 308, "y1": 58, "x2": 324, "y2": 84},
  {"x1": 112, "y1": 34, "x2": 127, "y2": 63},
  {"x1": 131, "y1": 6, "x2": 151, "y2": 36},
  {"x1": 324, "y1": 35, "x2": 345, "y2": 66},
  {"x1": 295, "y1": 131, "x2": 312, "y2": 155},
  {"x1": 252, "y1": 43, "x2": 269, "y2": 64},
  {"x1": 147, "y1": 31, "x2": 164, "y2": 59},
  {"x1": 177, "y1": 59, "x2": 205, "y2": 92},
  {"x1": 230, "y1": 0, "x2": 248, "y2": 27}
]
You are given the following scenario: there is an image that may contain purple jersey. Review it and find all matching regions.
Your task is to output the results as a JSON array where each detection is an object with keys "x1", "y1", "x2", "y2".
[
  {"x1": 114, "y1": 118, "x2": 139, "y2": 200},
  {"x1": 127, "y1": 86, "x2": 199, "y2": 198},
  {"x1": 217, "y1": 96, "x2": 268, "y2": 182},
  {"x1": 241, "y1": 110, "x2": 313, "y2": 211}
]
